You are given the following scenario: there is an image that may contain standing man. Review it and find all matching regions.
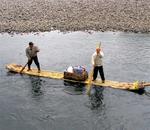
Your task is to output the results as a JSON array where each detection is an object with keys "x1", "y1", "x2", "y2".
[
  {"x1": 26, "y1": 42, "x2": 41, "y2": 73},
  {"x1": 91, "y1": 43, "x2": 105, "y2": 83}
]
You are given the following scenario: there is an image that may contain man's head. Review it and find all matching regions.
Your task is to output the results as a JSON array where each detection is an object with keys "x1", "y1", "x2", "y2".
[
  {"x1": 96, "y1": 47, "x2": 101, "y2": 54},
  {"x1": 96, "y1": 42, "x2": 101, "y2": 54},
  {"x1": 29, "y1": 42, "x2": 34, "y2": 48}
]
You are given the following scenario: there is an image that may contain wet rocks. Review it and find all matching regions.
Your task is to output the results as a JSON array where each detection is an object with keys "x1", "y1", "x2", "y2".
[{"x1": 0, "y1": 0, "x2": 150, "y2": 33}]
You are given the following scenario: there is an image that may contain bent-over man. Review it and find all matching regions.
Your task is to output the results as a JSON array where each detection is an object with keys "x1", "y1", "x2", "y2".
[{"x1": 26, "y1": 42, "x2": 41, "y2": 73}]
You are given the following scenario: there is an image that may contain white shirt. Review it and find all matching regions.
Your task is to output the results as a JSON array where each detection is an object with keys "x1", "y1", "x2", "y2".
[{"x1": 91, "y1": 51, "x2": 104, "y2": 66}]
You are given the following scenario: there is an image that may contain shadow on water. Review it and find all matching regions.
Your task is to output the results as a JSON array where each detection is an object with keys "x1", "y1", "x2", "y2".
[
  {"x1": 128, "y1": 87, "x2": 150, "y2": 97},
  {"x1": 6, "y1": 71, "x2": 18, "y2": 76},
  {"x1": 129, "y1": 89, "x2": 145, "y2": 95},
  {"x1": 6, "y1": 71, "x2": 45, "y2": 99},
  {"x1": 88, "y1": 86, "x2": 104, "y2": 110},
  {"x1": 132, "y1": 89, "x2": 150, "y2": 98},
  {"x1": 120, "y1": 87, "x2": 150, "y2": 99},
  {"x1": 63, "y1": 81, "x2": 86, "y2": 95},
  {"x1": 28, "y1": 76, "x2": 44, "y2": 98}
]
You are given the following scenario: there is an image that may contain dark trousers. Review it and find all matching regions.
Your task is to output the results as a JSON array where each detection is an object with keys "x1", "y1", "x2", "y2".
[
  {"x1": 93, "y1": 66, "x2": 105, "y2": 81},
  {"x1": 28, "y1": 56, "x2": 40, "y2": 70}
]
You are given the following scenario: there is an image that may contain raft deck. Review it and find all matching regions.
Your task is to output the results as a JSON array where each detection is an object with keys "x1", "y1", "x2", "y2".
[{"x1": 6, "y1": 63, "x2": 148, "y2": 91}]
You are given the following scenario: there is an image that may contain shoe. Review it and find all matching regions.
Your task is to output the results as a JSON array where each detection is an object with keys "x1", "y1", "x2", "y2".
[
  {"x1": 102, "y1": 80, "x2": 105, "y2": 83},
  {"x1": 27, "y1": 69, "x2": 31, "y2": 71},
  {"x1": 38, "y1": 70, "x2": 41, "y2": 73}
]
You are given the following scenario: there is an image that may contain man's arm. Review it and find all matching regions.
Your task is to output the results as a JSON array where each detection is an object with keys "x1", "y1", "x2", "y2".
[
  {"x1": 35, "y1": 46, "x2": 40, "y2": 53},
  {"x1": 25, "y1": 48, "x2": 31, "y2": 60},
  {"x1": 100, "y1": 51, "x2": 104, "y2": 58}
]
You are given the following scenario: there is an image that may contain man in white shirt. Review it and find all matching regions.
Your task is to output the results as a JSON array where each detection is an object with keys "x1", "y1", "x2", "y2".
[
  {"x1": 26, "y1": 42, "x2": 41, "y2": 73},
  {"x1": 91, "y1": 46, "x2": 105, "y2": 83}
]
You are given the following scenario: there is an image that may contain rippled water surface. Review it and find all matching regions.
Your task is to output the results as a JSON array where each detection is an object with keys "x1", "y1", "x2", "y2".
[{"x1": 1, "y1": 31, "x2": 150, "y2": 130}]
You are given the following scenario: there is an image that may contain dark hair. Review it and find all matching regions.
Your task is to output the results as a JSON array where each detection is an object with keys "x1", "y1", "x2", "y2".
[{"x1": 29, "y1": 42, "x2": 33, "y2": 45}]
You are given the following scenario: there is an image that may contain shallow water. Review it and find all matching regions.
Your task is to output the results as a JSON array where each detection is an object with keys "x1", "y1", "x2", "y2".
[{"x1": 1, "y1": 31, "x2": 150, "y2": 130}]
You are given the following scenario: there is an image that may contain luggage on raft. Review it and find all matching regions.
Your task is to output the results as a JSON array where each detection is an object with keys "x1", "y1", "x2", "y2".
[{"x1": 64, "y1": 66, "x2": 88, "y2": 81}]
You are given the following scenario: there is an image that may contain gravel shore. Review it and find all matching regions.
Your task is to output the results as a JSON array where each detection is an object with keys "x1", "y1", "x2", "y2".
[{"x1": 0, "y1": 0, "x2": 150, "y2": 33}]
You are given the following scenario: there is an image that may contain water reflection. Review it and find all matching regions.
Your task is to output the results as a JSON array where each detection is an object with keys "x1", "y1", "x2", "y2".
[
  {"x1": 6, "y1": 71, "x2": 18, "y2": 76},
  {"x1": 29, "y1": 76, "x2": 44, "y2": 97},
  {"x1": 129, "y1": 89, "x2": 145, "y2": 95},
  {"x1": 63, "y1": 81, "x2": 85, "y2": 95},
  {"x1": 89, "y1": 86, "x2": 104, "y2": 109},
  {"x1": 131, "y1": 89, "x2": 150, "y2": 97}
]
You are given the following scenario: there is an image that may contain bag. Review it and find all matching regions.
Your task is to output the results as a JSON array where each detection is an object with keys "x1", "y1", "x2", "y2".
[{"x1": 64, "y1": 66, "x2": 88, "y2": 81}]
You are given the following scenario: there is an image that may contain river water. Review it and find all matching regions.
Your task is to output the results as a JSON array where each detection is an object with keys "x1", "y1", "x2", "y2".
[{"x1": 0, "y1": 31, "x2": 150, "y2": 130}]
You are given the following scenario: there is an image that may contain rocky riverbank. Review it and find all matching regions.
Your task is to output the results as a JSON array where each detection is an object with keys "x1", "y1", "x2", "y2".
[{"x1": 0, "y1": 0, "x2": 150, "y2": 33}]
